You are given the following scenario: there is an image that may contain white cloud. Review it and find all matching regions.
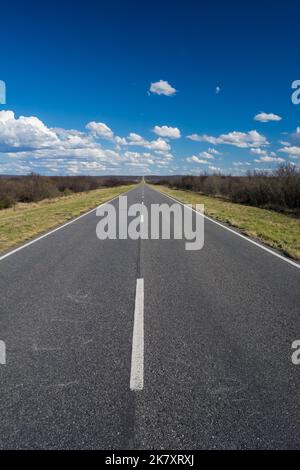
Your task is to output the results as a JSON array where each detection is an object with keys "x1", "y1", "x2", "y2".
[
  {"x1": 152, "y1": 125, "x2": 181, "y2": 139},
  {"x1": 209, "y1": 165, "x2": 221, "y2": 171},
  {"x1": 199, "y1": 151, "x2": 215, "y2": 159},
  {"x1": 0, "y1": 110, "x2": 127, "y2": 174},
  {"x1": 254, "y1": 156, "x2": 284, "y2": 163},
  {"x1": 215, "y1": 86, "x2": 221, "y2": 94},
  {"x1": 187, "y1": 130, "x2": 268, "y2": 148},
  {"x1": 250, "y1": 148, "x2": 268, "y2": 156},
  {"x1": 254, "y1": 112, "x2": 282, "y2": 123},
  {"x1": 279, "y1": 146, "x2": 300, "y2": 158},
  {"x1": 124, "y1": 151, "x2": 153, "y2": 164},
  {"x1": 123, "y1": 150, "x2": 173, "y2": 170},
  {"x1": 250, "y1": 147, "x2": 284, "y2": 163},
  {"x1": 86, "y1": 121, "x2": 114, "y2": 140},
  {"x1": 186, "y1": 156, "x2": 209, "y2": 164},
  {"x1": 0, "y1": 110, "x2": 176, "y2": 175},
  {"x1": 279, "y1": 140, "x2": 290, "y2": 146},
  {"x1": 149, "y1": 80, "x2": 177, "y2": 96},
  {"x1": 0, "y1": 161, "x2": 32, "y2": 174},
  {"x1": 127, "y1": 132, "x2": 170, "y2": 152},
  {"x1": 127, "y1": 132, "x2": 145, "y2": 144},
  {"x1": 0, "y1": 110, "x2": 59, "y2": 149},
  {"x1": 187, "y1": 133, "x2": 212, "y2": 142},
  {"x1": 207, "y1": 147, "x2": 221, "y2": 155},
  {"x1": 115, "y1": 136, "x2": 127, "y2": 146},
  {"x1": 148, "y1": 138, "x2": 171, "y2": 151},
  {"x1": 233, "y1": 161, "x2": 251, "y2": 166}
]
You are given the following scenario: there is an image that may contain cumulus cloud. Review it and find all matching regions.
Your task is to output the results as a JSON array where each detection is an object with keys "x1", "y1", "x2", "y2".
[
  {"x1": 207, "y1": 147, "x2": 221, "y2": 155},
  {"x1": 86, "y1": 121, "x2": 114, "y2": 140},
  {"x1": 187, "y1": 130, "x2": 268, "y2": 148},
  {"x1": 149, "y1": 80, "x2": 177, "y2": 96},
  {"x1": 186, "y1": 156, "x2": 209, "y2": 164},
  {"x1": 233, "y1": 161, "x2": 251, "y2": 166},
  {"x1": 254, "y1": 112, "x2": 282, "y2": 123},
  {"x1": 279, "y1": 146, "x2": 300, "y2": 158},
  {"x1": 124, "y1": 151, "x2": 154, "y2": 165},
  {"x1": 115, "y1": 136, "x2": 127, "y2": 146},
  {"x1": 0, "y1": 110, "x2": 176, "y2": 175},
  {"x1": 199, "y1": 151, "x2": 215, "y2": 159},
  {"x1": 152, "y1": 125, "x2": 181, "y2": 139},
  {"x1": 250, "y1": 148, "x2": 268, "y2": 156},
  {"x1": 127, "y1": 133, "x2": 145, "y2": 144},
  {"x1": 250, "y1": 147, "x2": 284, "y2": 163},
  {"x1": 279, "y1": 140, "x2": 290, "y2": 146},
  {"x1": 0, "y1": 111, "x2": 110, "y2": 158},
  {"x1": 0, "y1": 110, "x2": 59, "y2": 149},
  {"x1": 254, "y1": 156, "x2": 285, "y2": 163},
  {"x1": 127, "y1": 132, "x2": 171, "y2": 152},
  {"x1": 149, "y1": 139, "x2": 171, "y2": 152}
]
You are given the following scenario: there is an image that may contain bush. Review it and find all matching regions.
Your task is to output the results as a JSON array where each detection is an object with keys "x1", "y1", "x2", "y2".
[
  {"x1": 0, "y1": 174, "x2": 136, "y2": 209},
  {"x1": 147, "y1": 164, "x2": 300, "y2": 215}
]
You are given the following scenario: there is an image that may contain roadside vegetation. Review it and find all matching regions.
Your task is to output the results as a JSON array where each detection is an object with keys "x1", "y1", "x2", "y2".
[
  {"x1": 147, "y1": 164, "x2": 300, "y2": 261},
  {"x1": 147, "y1": 164, "x2": 300, "y2": 215},
  {"x1": 0, "y1": 184, "x2": 136, "y2": 253},
  {"x1": 0, "y1": 173, "x2": 137, "y2": 210},
  {"x1": 150, "y1": 184, "x2": 300, "y2": 261}
]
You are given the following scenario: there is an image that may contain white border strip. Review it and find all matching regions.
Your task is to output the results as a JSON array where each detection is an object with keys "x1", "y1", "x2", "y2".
[
  {"x1": 130, "y1": 278, "x2": 144, "y2": 391},
  {"x1": 0, "y1": 187, "x2": 136, "y2": 262},
  {"x1": 150, "y1": 185, "x2": 300, "y2": 270}
]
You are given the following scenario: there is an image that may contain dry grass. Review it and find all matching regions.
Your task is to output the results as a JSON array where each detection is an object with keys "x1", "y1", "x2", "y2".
[
  {"x1": 0, "y1": 185, "x2": 135, "y2": 253},
  {"x1": 153, "y1": 185, "x2": 300, "y2": 261}
]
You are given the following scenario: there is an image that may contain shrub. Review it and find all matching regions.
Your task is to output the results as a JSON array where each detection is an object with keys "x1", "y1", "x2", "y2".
[
  {"x1": 146, "y1": 164, "x2": 300, "y2": 215},
  {"x1": 0, "y1": 174, "x2": 136, "y2": 209}
]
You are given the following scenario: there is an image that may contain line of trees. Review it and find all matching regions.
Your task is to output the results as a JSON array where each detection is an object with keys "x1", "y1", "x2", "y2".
[
  {"x1": 1, "y1": 164, "x2": 299, "y2": 214},
  {"x1": 0, "y1": 174, "x2": 137, "y2": 209},
  {"x1": 147, "y1": 164, "x2": 300, "y2": 215}
]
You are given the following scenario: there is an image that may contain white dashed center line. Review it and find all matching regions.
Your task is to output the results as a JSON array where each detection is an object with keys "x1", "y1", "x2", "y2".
[{"x1": 130, "y1": 278, "x2": 144, "y2": 391}]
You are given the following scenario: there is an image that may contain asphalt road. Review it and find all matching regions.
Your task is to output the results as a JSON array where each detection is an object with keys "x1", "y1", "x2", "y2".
[{"x1": 0, "y1": 184, "x2": 299, "y2": 449}]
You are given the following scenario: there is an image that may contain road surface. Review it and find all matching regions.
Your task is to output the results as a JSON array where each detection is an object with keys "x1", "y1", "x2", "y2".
[{"x1": 0, "y1": 184, "x2": 299, "y2": 449}]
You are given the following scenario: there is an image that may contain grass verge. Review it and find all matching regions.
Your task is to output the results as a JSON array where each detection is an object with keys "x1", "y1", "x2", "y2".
[
  {"x1": 0, "y1": 185, "x2": 136, "y2": 253},
  {"x1": 152, "y1": 185, "x2": 300, "y2": 261}
]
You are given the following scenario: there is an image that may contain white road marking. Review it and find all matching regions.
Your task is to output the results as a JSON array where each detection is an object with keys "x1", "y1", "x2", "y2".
[
  {"x1": 0, "y1": 187, "x2": 136, "y2": 263},
  {"x1": 0, "y1": 340, "x2": 6, "y2": 365},
  {"x1": 151, "y1": 186, "x2": 300, "y2": 269},
  {"x1": 130, "y1": 278, "x2": 144, "y2": 391}
]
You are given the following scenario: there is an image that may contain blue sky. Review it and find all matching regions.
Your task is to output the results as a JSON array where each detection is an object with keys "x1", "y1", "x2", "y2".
[{"x1": 1, "y1": 0, "x2": 300, "y2": 175}]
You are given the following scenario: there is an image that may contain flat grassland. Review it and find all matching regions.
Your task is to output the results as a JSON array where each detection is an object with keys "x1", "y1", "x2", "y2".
[
  {"x1": 153, "y1": 185, "x2": 300, "y2": 261},
  {"x1": 0, "y1": 185, "x2": 135, "y2": 253}
]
